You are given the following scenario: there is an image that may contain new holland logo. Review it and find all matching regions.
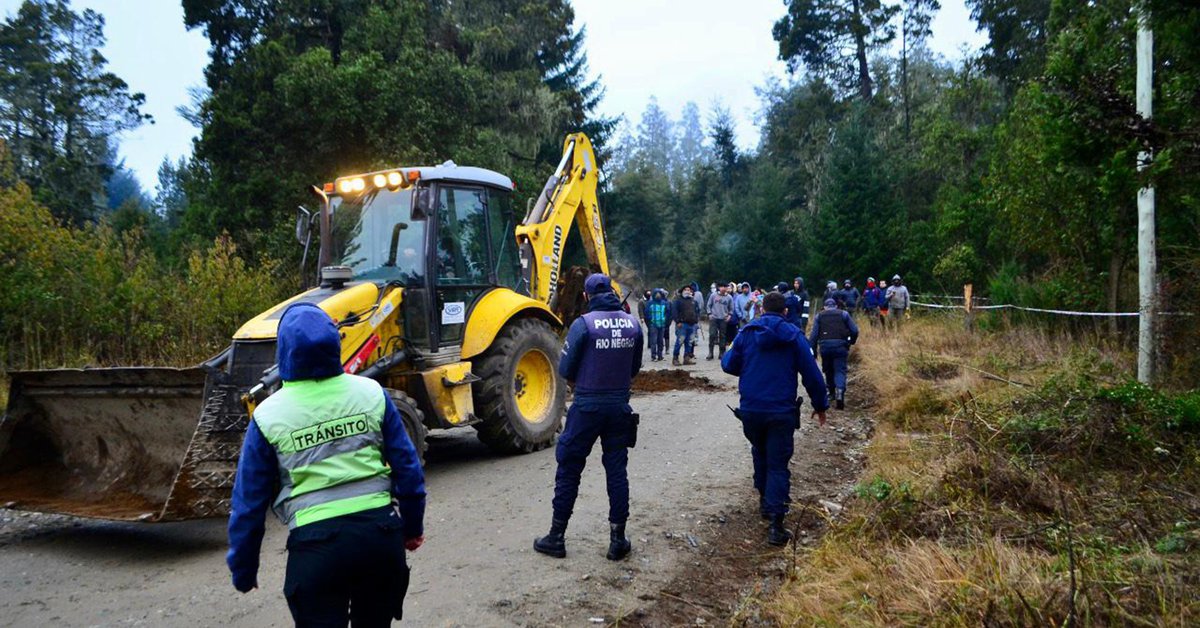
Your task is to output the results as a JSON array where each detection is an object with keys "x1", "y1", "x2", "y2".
[{"x1": 547, "y1": 224, "x2": 563, "y2": 300}]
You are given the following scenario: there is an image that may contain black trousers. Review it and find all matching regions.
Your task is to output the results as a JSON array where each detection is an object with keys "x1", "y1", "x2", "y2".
[
  {"x1": 284, "y1": 506, "x2": 411, "y2": 628},
  {"x1": 552, "y1": 402, "x2": 637, "y2": 523}
]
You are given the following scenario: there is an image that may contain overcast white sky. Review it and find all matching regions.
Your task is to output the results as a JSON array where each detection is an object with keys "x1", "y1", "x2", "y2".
[{"x1": 1, "y1": 0, "x2": 986, "y2": 195}]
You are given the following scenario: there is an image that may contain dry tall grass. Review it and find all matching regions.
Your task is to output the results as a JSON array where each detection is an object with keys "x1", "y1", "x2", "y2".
[{"x1": 765, "y1": 313, "x2": 1200, "y2": 626}]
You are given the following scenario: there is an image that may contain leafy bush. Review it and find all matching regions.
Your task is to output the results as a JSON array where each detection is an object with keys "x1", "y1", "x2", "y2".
[
  {"x1": 0, "y1": 180, "x2": 290, "y2": 371},
  {"x1": 1100, "y1": 380, "x2": 1200, "y2": 431}
]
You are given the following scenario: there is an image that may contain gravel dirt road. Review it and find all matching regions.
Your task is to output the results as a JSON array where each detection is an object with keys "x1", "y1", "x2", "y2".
[{"x1": 0, "y1": 342, "x2": 869, "y2": 627}]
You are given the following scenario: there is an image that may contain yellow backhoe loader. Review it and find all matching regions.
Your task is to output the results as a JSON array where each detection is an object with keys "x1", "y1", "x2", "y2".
[{"x1": 0, "y1": 133, "x2": 613, "y2": 522}]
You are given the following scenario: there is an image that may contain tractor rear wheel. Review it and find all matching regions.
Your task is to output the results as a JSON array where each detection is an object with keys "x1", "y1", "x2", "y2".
[
  {"x1": 386, "y1": 389, "x2": 428, "y2": 465},
  {"x1": 472, "y1": 318, "x2": 565, "y2": 453}
]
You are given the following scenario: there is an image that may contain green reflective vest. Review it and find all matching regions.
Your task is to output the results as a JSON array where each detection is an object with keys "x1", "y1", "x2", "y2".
[{"x1": 253, "y1": 373, "x2": 392, "y2": 528}]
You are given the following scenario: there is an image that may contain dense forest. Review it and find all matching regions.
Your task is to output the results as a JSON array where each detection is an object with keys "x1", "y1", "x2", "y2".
[
  {"x1": 604, "y1": 0, "x2": 1199, "y2": 319},
  {"x1": 0, "y1": 0, "x2": 1197, "y2": 377}
]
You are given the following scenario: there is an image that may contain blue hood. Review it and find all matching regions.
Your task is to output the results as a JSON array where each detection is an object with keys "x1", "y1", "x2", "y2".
[
  {"x1": 587, "y1": 291, "x2": 623, "y2": 312},
  {"x1": 276, "y1": 303, "x2": 344, "y2": 382},
  {"x1": 742, "y1": 312, "x2": 799, "y2": 349}
]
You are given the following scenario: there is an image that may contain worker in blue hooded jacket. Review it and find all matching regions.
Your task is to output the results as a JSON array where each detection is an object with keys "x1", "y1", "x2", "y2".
[
  {"x1": 227, "y1": 302, "x2": 426, "y2": 626},
  {"x1": 721, "y1": 291, "x2": 829, "y2": 546}
]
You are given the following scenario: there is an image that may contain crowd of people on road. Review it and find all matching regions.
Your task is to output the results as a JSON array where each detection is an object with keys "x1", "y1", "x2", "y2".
[
  {"x1": 638, "y1": 274, "x2": 911, "y2": 365},
  {"x1": 635, "y1": 273, "x2": 912, "y2": 425}
]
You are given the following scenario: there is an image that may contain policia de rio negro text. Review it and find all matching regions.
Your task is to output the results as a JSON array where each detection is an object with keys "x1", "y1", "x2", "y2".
[
  {"x1": 227, "y1": 303, "x2": 426, "y2": 627},
  {"x1": 535, "y1": 273, "x2": 644, "y2": 560}
]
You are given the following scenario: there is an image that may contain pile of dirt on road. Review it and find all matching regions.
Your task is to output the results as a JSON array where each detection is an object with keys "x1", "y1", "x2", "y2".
[{"x1": 632, "y1": 369, "x2": 723, "y2": 393}]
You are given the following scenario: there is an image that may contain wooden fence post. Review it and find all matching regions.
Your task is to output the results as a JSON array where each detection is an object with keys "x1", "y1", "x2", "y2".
[{"x1": 964, "y1": 283, "x2": 975, "y2": 332}]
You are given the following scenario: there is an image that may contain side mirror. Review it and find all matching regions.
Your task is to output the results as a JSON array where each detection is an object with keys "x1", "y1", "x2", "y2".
[
  {"x1": 295, "y1": 206, "x2": 313, "y2": 245},
  {"x1": 411, "y1": 188, "x2": 432, "y2": 221}
]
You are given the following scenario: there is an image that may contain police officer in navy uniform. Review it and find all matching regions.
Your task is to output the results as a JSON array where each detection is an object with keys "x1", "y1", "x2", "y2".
[
  {"x1": 535, "y1": 273, "x2": 643, "y2": 560},
  {"x1": 721, "y1": 292, "x2": 828, "y2": 546},
  {"x1": 227, "y1": 303, "x2": 426, "y2": 627},
  {"x1": 809, "y1": 298, "x2": 860, "y2": 410}
]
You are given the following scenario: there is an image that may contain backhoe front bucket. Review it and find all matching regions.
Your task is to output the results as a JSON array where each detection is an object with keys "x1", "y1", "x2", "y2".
[{"x1": 0, "y1": 366, "x2": 249, "y2": 522}]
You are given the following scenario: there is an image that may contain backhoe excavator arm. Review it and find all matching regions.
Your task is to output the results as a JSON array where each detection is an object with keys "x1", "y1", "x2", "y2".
[{"x1": 514, "y1": 133, "x2": 611, "y2": 312}]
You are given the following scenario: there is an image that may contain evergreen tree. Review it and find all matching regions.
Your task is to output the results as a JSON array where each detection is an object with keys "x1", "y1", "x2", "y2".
[
  {"x1": 773, "y1": 0, "x2": 900, "y2": 100},
  {"x1": 632, "y1": 96, "x2": 675, "y2": 176},
  {"x1": 708, "y1": 104, "x2": 741, "y2": 186},
  {"x1": 0, "y1": 0, "x2": 151, "y2": 223},
  {"x1": 966, "y1": 0, "x2": 1052, "y2": 93},
  {"x1": 155, "y1": 157, "x2": 189, "y2": 230},
  {"x1": 181, "y1": 0, "x2": 608, "y2": 251},
  {"x1": 674, "y1": 101, "x2": 706, "y2": 185},
  {"x1": 900, "y1": 0, "x2": 940, "y2": 135}
]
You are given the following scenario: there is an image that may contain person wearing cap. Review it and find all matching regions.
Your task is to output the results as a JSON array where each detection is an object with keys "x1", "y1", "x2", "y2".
[
  {"x1": 671, "y1": 285, "x2": 700, "y2": 365},
  {"x1": 809, "y1": 298, "x2": 860, "y2": 410},
  {"x1": 823, "y1": 281, "x2": 843, "y2": 309},
  {"x1": 885, "y1": 274, "x2": 910, "y2": 331},
  {"x1": 227, "y1": 303, "x2": 426, "y2": 625},
  {"x1": 838, "y1": 279, "x2": 860, "y2": 314},
  {"x1": 535, "y1": 273, "x2": 643, "y2": 561},
  {"x1": 861, "y1": 278, "x2": 885, "y2": 326},
  {"x1": 721, "y1": 292, "x2": 829, "y2": 546}
]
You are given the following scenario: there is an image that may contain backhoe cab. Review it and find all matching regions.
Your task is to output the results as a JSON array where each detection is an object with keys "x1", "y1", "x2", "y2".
[{"x1": 0, "y1": 133, "x2": 611, "y2": 522}]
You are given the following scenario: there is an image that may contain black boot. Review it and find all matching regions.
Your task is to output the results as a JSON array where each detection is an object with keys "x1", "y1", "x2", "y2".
[
  {"x1": 534, "y1": 518, "x2": 568, "y2": 558},
  {"x1": 607, "y1": 523, "x2": 632, "y2": 560},
  {"x1": 836, "y1": 388, "x2": 845, "y2": 410},
  {"x1": 767, "y1": 514, "x2": 792, "y2": 546}
]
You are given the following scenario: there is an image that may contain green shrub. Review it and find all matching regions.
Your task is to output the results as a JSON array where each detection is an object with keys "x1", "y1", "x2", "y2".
[
  {"x1": 0, "y1": 182, "x2": 290, "y2": 370},
  {"x1": 1100, "y1": 380, "x2": 1200, "y2": 431}
]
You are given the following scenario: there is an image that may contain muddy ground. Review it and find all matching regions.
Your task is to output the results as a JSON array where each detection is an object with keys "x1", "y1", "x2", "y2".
[{"x1": 0, "y1": 347, "x2": 870, "y2": 627}]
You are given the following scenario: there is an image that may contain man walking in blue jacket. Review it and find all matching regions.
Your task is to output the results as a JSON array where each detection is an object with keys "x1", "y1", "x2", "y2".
[
  {"x1": 810, "y1": 298, "x2": 860, "y2": 410},
  {"x1": 721, "y1": 292, "x2": 829, "y2": 546},
  {"x1": 227, "y1": 303, "x2": 426, "y2": 626},
  {"x1": 536, "y1": 273, "x2": 643, "y2": 561}
]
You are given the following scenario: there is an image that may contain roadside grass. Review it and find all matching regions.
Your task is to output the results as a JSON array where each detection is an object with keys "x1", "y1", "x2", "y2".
[{"x1": 767, "y1": 315, "x2": 1200, "y2": 625}]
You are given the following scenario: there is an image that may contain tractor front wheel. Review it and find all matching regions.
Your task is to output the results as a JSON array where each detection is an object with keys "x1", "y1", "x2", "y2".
[
  {"x1": 472, "y1": 318, "x2": 566, "y2": 453},
  {"x1": 386, "y1": 389, "x2": 428, "y2": 465}
]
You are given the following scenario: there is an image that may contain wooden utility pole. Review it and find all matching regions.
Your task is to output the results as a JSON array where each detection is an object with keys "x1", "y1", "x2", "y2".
[{"x1": 1136, "y1": 10, "x2": 1158, "y2": 385}]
